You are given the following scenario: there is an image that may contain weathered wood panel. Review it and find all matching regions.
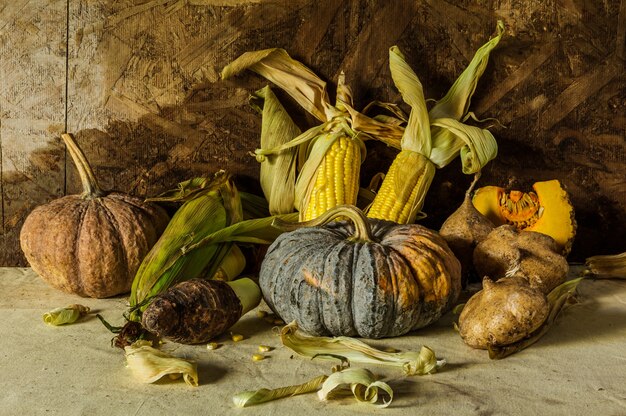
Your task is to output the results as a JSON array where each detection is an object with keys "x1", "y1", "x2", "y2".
[
  {"x1": 1, "y1": 0, "x2": 625, "y2": 265},
  {"x1": 0, "y1": 0, "x2": 66, "y2": 265}
]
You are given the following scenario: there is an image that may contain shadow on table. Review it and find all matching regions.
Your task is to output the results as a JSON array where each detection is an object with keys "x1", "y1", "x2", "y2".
[{"x1": 197, "y1": 361, "x2": 229, "y2": 385}]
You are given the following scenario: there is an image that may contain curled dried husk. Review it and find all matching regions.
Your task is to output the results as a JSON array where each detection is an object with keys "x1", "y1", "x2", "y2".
[
  {"x1": 318, "y1": 368, "x2": 393, "y2": 408},
  {"x1": 281, "y1": 322, "x2": 444, "y2": 375},
  {"x1": 233, "y1": 374, "x2": 327, "y2": 408},
  {"x1": 585, "y1": 252, "x2": 626, "y2": 279},
  {"x1": 124, "y1": 340, "x2": 198, "y2": 386},
  {"x1": 43, "y1": 304, "x2": 90, "y2": 326}
]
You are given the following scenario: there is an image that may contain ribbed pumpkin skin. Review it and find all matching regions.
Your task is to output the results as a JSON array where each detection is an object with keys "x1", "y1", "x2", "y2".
[
  {"x1": 20, "y1": 192, "x2": 169, "y2": 298},
  {"x1": 259, "y1": 219, "x2": 461, "y2": 338}
]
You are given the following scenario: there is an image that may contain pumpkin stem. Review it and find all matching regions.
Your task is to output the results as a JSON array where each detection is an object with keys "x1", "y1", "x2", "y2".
[
  {"x1": 272, "y1": 204, "x2": 375, "y2": 242},
  {"x1": 61, "y1": 133, "x2": 105, "y2": 199},
  {"x1": 467, "y1": 171, "x2": 481, "y2": 197}
]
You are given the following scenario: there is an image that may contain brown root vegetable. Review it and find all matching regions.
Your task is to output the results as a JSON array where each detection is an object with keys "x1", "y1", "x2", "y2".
[
  {"x1": 440, "y1": 173, "x2": 495, "y2": 282},
  {"x1": 141, "y1": 278, "x2": 261, "y2": 344},
  {"x1": 473, "y1": 225, "x2": 569, "y2": 293},
  {"x1": 458, "y1": 276, "x2": 549, "y2": 349},
  {"x1": 20, "y1": 133, "x2": 169, "y2": 298}
]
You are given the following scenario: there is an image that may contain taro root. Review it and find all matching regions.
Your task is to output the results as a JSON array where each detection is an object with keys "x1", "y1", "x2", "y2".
[
  {"x1": 473, "y1": 225, "x2": 569, "y2": 294},
  {"x1": 440, "y1": 173, "x2": 495, "y2": 281},
  {"x1": 20, "y1": 133, "x2": 169, "y2": 298},
  {"x1": 141, "y1": 278, "x2": 261, "y2": 344},
  {"x1": 472, "y1": 179, "x2": 576, "y2": 255},
  {"x1": 458, "y1": 276, "x2": 550, "y2": 349}
]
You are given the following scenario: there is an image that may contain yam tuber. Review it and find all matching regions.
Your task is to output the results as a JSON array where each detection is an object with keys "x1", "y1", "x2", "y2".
[
  {"x1": 141, "y1": 278, "x2": 261, "y2": 344},
  {"x1": 440, "y1": 173, "x2": 495, "y2": 282},
  {"x1": 458, "y1": 276, "x2": 549, "y2": 349},
  {"x1": 473, "y1": 225, "x2": 568, "y2": 294},
  {"x1": 458, "y1": 224, "x2": 572, "y2": 354}
]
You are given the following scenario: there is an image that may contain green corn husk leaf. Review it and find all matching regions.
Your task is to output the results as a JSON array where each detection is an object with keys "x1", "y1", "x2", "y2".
[
  {"x1": 182, "y1": 212, "x2": 300, "y2": 253},
  {"x1": 43, "y1": 304, "x2": 90, "y2": 326},
  {"x1": 488, "y1": 277, "x2": 583, "y2": 359},
  {"x1": 125, "y1": 340, "x2": 198, "y2": 386},
  {"x1": 388, "y1": 45, "x2": 432, "y2": 156},
  {"x1": 430, "y1": 118, "x2": 498, "y2": 173},
  {"x1": 129, "y1": 172, "x2": 239, "y2": 315},
  {"x1": 250, "y1": 85, "x2": 300, "y2": 215},
  {"x1": 429, "y1": 20, "x2": 505, "y2": 120},
  {"x1": 318, "y1": 368, "x2": 393, "y2": 408},
  {"x1": 222, "y1": 48, "x2": 332, "y2": 122},
  {"x1": 585, "y1": 252, "x2": 626, "y2": 279},
  {"x1": 281, "y1": 322, "x2": 445, "y2": 376},
  {"x1": 146, "y1": 177, "x2": 216, "y2": 203},
  {"x1": 212, "y1": 244, "x2": 246, "y2": 281},
  {"x1": 233, "y1": 374, "x2": 328, "y2": 408},
  {"x1": 240, "y1": 192, "x2": 271, "y2": 219}
]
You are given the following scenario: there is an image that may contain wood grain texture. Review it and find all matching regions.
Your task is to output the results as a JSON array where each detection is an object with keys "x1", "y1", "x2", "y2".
[
  {"x1": 0, "y1": 0, "x2": 67, "y2": 265},
  {"x1": 1, "y1": 0, "x2": 625, "y2": 265}
]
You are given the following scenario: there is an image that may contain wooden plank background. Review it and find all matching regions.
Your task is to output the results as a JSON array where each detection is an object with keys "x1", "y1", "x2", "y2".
[{"x1": 1, "y1": 0, "x2": 625, "y2": 265}]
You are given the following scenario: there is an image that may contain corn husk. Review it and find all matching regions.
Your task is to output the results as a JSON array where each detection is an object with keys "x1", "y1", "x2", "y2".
[
  {"x1": 233, "y1": 374, "x2": 327, "y2": 408},
  {"x1": 129, "y1": 171, "x2": 236, "y2": 314},
  {"x1": 222, "y1": 49, "x2": 400, "y2": 216},
  {"x1": 585, "y1": 252, "x2": 626, "y2": 279},
  {"x1": 280, "y1": 322, "x2": 444, "y2": 376},
  {"x1": 43, "y1": 304, "x2": 90, "y2": 326},
  {"x1": 317, "y1": 368, "x2": 393, "y2": 408},
  {"x1": 124, "y1": 341, "x2": 198, "y2": 386},
  {"x1": 129, "y1": 171, "x2": 297, "y2": 321},
  {"x1": 250, "y1": 85, "x2": 300, "y2": 215},
  {"x1": 211, "y1": 244, "x2": 246, "y2": 281}
]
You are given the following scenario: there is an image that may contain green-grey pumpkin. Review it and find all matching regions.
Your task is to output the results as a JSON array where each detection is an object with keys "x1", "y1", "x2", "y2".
[{"x1": 259, "y1": 205, "x2": 461, "y2": 338}]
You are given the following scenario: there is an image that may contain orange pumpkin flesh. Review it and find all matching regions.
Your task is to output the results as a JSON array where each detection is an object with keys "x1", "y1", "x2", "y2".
[{"x1": 472, "y1": 180, "x2": 576, "y2": 255}]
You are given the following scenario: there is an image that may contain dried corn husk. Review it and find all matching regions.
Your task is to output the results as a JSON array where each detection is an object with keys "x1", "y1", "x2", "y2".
[
  {"x1": 318, "y1": 368, "x2": 393, "y2": 408},
  {"x1": 124, "y1": 340, "x2": 198, "y2": 386},
  {"x1": 43, "y1": 304, "x2": 90, "y2": 326},
  {"x1": 281, "y1": 322, "x2": 444, "y2": 376},
  {"x1": 250, "y1": 85, "x2": 300, "y2": 215},
  {"x1": 222, "y1": 49, "x2": 400, "y2": 218},
  {"x1": 233, "y1": 374, "x2": 327, "y2": 408},
  {"x1": 585, "y1": 252, "x2": 626, "y2": 279}
]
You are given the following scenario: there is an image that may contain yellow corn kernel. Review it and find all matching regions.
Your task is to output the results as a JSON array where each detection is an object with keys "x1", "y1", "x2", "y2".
[
  {"x1": 231, "y1": 333, "x2": 244, "y2": 342},
  {"x1": 368, "y1": 150, "x2": 435, "y2": 224},
  {"x1": 302, "y1": 135, "x2": 361, "y2": 221},
  {"x1": 207, "y1": 342, "x2": 220, "y2": 350},
  {"x1": 258, "y1": 345, "x2": 272, "y2": 353},
  {"x1": 252, "y1": 354, "x2": 265, "y2": 361}
]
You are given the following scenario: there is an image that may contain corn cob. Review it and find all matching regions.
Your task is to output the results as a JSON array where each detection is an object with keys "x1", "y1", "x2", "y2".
[
  {"x1": 367, "y1": 151, "x2": 435, "y2": 224},
  {"x1": 301, "y1": 134, "x2": 361, "y2": 221}
]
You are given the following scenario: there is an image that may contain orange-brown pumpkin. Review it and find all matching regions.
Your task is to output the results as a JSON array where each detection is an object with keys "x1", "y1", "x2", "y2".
[
  {"x1": 20, "y1": 133, "x2": 169, "y2": 298},
  {"x1": 259, "y1": 205, "x2": 461, "y2": 338}
]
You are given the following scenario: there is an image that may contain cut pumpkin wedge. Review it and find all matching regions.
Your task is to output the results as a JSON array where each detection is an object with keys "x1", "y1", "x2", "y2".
[{"x1": 472, "y1": 180, "x2": 576, "y2": 255}]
